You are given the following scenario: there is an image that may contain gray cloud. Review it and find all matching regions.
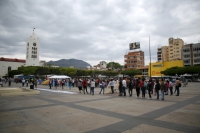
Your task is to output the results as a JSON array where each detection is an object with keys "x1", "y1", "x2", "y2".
[{"x1": 0, "y1": 0, "x2": 200, "y2": 66}]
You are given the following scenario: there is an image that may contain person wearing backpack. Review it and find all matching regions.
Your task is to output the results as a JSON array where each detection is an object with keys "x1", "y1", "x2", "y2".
[{"x1": 155, "y1": 80, "x2": 160, "y2": 100}]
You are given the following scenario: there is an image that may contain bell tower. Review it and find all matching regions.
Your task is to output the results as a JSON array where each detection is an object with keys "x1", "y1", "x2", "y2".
[{"x1": 25, "y1": 29, "x2": 40, "y2": 66}]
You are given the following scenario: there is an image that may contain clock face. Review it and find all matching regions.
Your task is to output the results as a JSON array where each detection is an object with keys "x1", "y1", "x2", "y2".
[{"x1": 33, "y1": 43, "x2": 36, "y2": 46}]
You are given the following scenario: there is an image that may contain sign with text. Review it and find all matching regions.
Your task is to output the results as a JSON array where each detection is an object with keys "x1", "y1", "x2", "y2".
[{"x1": 129, "y1": 42, "x2": 140, "y2": 50}]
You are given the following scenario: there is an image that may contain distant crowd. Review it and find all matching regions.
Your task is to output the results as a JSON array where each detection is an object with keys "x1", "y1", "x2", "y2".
[{"x1": 48, "y1": 77, "x2": 186, "y2": 100}]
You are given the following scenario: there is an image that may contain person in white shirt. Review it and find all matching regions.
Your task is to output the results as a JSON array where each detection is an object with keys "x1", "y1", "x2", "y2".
[
  {"x1": 169, "y1": 79, "x2": 174, "y2": 95},
  {"x1": 90, "y1": 79, "x2": 95, "y2": 95},
  {"x1": 22, "y1": 78, "x2": 25, "y2": 87},
  {"x1": 122, "y1": 78, "x2": 127, "y2": 96},
  {"x1": 109, "y1": 79, "x2": 115, "y2": 94}
]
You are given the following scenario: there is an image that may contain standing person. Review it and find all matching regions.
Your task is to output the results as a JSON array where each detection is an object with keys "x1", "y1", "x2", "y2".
[
  {"x1": 8, "y1": 78, "x2": 11, "y2": 87},
  {"x1": 109, "y1": 79, "x2": 114, "y2": 94},
  {"x1": 22, "y1": 78, "x2": 25, "y2": 87},
  {"x1": 77, "y1": 79, "x2": 83, "y2": 93},
  {"x1": 83, "y1": 79, "x2": 89, "y2": 94},
  {"x1": 118, "y1": 78, "x2": 123, "y2": 96},
  {"x1": 148, "y1": 79, "x2": 153, "y2": 99},
  {"x1": 49, "y1": 79, "x2": 52, "y2": 89},
  {"x1": 175, "y1": 78, "x2": 180, "y2": 96},
  {"x1": 34, "y1": 78, "x2": 38, "y2": 89},
  {"x1": 72, "y1": 78, "x2": 75, "y2": 87},
  {"x1": 122, "y1": 77, "x2": 127, "y2": 96},
  {"x1": 26, "y1": 79, "x2": 29, "y2": 87},
  {"x1": 160, "y1": 79, "x2": 165, "y2": 100},
  {"x1": 155, "y1": 80, "x2": 160, "y2": 100},
  {"x1": 128, "y1": 78, "x2": 134, "y2": 97},
  {"x1": 90, "y1": 79, "x2": 95, "y2": 95},
  {"x1": 61, "y1": 79, "x2": 65, "y2": 89},
  {"x1": 165, "y1": 80, "x2": 169, "y2": 95},
  {"x1": 169, "y1": 79, "x2": 173, "y2": 95},
  {"x1": 68, "y1": 79, "x2": 72, "y2": 89},
  {"x1": 99, "y1": 80, "x2": 106, "y2": 94},
  {"x1": 135, "y1": 78, "x2": 140, "y2": 98},
  {"x1": 54, "y1": 79, "x2": 58, "y2": 89},
  {"x1": 140, "y1": 78, "x2": 145, "y2": 98}
]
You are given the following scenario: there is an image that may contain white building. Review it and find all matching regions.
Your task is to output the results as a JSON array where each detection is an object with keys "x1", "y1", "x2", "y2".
[
  {"x1": 25, "y1": 30, "x2": 40, "y2": 66},
  {"x1": 0, "y1": 57, "x2": 25, "y2": 77}
]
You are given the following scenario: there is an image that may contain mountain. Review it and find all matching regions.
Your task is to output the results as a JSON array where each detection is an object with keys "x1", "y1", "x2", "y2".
[{"x1": 47, "y1": 59, "x2": 92, "y2": 68}]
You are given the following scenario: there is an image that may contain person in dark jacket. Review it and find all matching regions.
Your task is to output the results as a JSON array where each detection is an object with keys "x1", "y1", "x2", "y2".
[{"x1": 155, "y1": 80, "x2": 160, "y2": 100}]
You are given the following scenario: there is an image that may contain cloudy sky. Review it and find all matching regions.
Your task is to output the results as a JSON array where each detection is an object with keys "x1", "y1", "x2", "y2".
[{"x1": 0, "y1": 0, "x2": 200, "y2": 66}]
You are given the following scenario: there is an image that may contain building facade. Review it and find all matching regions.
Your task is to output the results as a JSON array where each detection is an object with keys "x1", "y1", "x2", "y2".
[
  {"x1": 182, "y1": 43, "x2": 200, "y2": 66},
  {"x1": 157, "y1": 46, "x2": 169, "y2": 62},
  {"x1": 26, "y1": 31, "x2": 40, "y2": 66},
  {"x1": 148, "y1": 60, "x2": 183, "y2": 77},
  {"x1": 0, "y1": 57, "x2": 25, "y2": 77},
  {"x1": 124, "y1": 51, "x2": 144, "y2": 70},
  {"x1": 168, "y1": 37, "x2": 184, "y2": 61}
]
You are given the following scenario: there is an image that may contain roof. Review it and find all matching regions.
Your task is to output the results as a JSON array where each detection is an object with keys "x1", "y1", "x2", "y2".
[{"x1": 0, "y1": 57, "x2": 26, "y2": 63}]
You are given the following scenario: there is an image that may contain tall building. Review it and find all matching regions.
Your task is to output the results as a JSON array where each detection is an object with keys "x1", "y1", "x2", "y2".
[
  {"x1": 124, "y1": 51, "x2": 144, "y2": 70},
  {"x1": 157, "y1": 46, "x2": 169, "y2": 62},
  {"x1": 182, "y1": 43, "x2": 200, "y2": 66},
  {"x1": 26, "y1": 30, "x2": 40, "y2": 66},
  {"x1": 168, "y1": 37, "x2": 184, "y2": 61}
]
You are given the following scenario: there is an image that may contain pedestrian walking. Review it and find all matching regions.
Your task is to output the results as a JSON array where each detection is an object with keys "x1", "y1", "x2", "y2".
[
  {"x1": 169, "y1": 79, "x2": 173, "y2": 95},
  {"x1": 118, "y1": 78, "x2": 123, "y2": 96},
  {"x1": 83, "y1": 79, "x2": 89, "y2": 94},
  {"x1": 109, "y1": 79, "x2": 115, "y2": 94},
  {"x1": 128, "y1": 78, "x2": 134, "y2": 97},
  {"x1": 49, "y1": 79, "x2": 52, "y2": 89}
]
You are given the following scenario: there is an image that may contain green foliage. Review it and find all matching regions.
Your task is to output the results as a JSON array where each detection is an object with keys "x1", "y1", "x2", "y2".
[
  {"x1": 8, "y1": 70, "x2": 23, "y2": 77},
  {"x1": 121, "y1": 69, "x2": 142, "y2": 77},
  {"x1": 106, "y1": 62, "x2": 122, "y2": 70},
  {"x1": 161, "y1": 66, "x2": 200, "y2": 76}
]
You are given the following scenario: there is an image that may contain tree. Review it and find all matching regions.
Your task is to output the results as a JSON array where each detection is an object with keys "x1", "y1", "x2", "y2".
[
  {"x1": 106, "y1": 62, "x2": 122, "y2": 70},
  {"x1": 121, "y1": 69, "x2": 141, "y2": 77}
]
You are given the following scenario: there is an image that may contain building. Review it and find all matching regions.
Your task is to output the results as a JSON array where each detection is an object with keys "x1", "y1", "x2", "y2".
[
  {"x1": 99, "y1": 61, "x2": 107, "y2": 69},
  {"x1": 26, "y1": 30, "x2": 40, "y2": 66},
  {"x1": 0, "y1": 31, "x2": 43, "y2": 77},
  {"x1": 157, "y1": 38, "x2": 184, "y2": 62},
  {"x1": 124, "y1": 51, "x2": 145, "y2": 70},
  {"x1": 182, "y1": 43, "x2": 200, "y2": 66},
  {"x1": 157, "y1": 46, "x2": 169, "y2": 62},
  {"x1": 148, "y1": 60, "x2": 183, "y2": 77},
  {"x1": 0, "y1": 57, "x2": 25, "y2": 77},
  {"x1": 168, "y1": 37, "x2": 184, "y2": 61},
  {"x1": 136, "y1": 66, "x2": 149, "y2": 78}
]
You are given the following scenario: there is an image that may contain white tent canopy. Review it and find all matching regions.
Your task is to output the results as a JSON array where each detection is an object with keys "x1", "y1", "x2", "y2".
[{"x1": 49, "y1": 75, "x2": 71, "y2": 79}]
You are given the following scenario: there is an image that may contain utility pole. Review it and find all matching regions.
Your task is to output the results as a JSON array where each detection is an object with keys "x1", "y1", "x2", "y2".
[{"x1": 149, "y1": 37, "x2": 151, "y2": 78}]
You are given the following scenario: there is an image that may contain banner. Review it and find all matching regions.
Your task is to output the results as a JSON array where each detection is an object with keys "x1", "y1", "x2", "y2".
[{"x1": 129, "y1": 42, "x2": 140, "y2": 50}]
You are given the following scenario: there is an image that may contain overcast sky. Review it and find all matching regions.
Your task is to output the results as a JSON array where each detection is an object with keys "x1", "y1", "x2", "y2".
[{"x1": 0, "y1": 0, "x2": 200, "y2": 66}]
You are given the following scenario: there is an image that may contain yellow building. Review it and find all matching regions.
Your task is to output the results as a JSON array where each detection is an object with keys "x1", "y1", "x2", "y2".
[{"x1": 149, "y1": 60, "x2": 183, "y2": 77}]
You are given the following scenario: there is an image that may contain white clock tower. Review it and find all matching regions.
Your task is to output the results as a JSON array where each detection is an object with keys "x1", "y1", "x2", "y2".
[{"x1": 25, "y1": 29, "x2": 40, "y2": 66}]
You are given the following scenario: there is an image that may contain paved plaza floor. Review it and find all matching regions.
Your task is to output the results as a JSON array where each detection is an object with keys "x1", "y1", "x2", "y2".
[{"x1": 0, "y1": 82, "x2": 200, "y2": 133}]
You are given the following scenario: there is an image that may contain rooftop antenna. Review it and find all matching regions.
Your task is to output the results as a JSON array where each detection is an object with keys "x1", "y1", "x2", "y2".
[{"x1": 33, "y1": 28, "x2": 36, "y2": 31}]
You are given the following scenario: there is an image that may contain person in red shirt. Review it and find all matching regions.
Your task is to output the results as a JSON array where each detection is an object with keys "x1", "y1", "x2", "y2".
[{"x1": 82, "y1": 79, "x2": 89, "y2": 94}]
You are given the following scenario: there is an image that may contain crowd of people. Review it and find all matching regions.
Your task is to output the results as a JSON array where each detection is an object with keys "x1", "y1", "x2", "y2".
[{"x1": 48, "y1": 77, "x2": 183, "y2": 100}]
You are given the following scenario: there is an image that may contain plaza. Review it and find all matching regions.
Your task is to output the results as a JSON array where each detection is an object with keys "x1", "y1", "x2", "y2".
[{"x1": 0, "y1": 82, "x2": 200, "y2": 133}]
